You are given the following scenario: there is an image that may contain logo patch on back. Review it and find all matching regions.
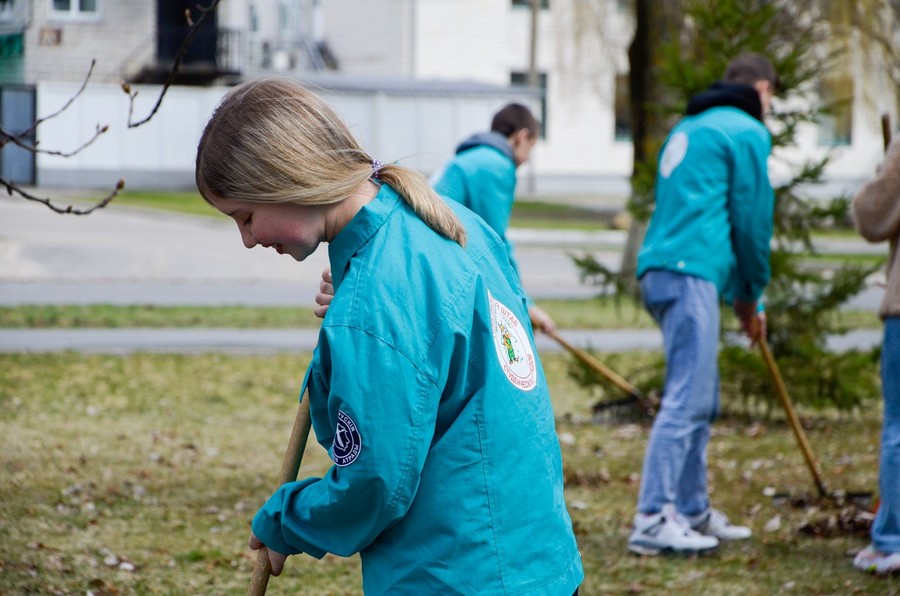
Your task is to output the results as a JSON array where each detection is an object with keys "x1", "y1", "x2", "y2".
[
  {"x1": 659, "y1": 131, "x2": 688, "y2": 179},
  {"x1": 332, "y1": 410, "x2": 362, "y2": 467},
  {"x1": 489, "y1": 291, "x2": 537, "y2": 391}
]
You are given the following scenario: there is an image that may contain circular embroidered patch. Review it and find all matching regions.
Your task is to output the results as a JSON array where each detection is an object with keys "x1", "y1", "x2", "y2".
[
  {"x1": 489, "y1": 292, "x2": 537, "y2": 391},
  {"x1": 332, "y1": 410, "x2": 362, "y2": 467}
]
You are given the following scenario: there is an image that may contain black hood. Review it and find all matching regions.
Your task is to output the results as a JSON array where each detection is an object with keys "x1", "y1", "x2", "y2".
[{"x1": 685, "y1": 81, "x2": 763, "y2": 122}]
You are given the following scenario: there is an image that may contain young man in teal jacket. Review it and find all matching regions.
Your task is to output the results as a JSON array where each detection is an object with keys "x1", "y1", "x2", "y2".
[
  {"x1": 628, "y1": 53, "x2": 778, "y2": 556},
  {"x1": 434, "y1": 103, "x2": 557, "y2": 334}
]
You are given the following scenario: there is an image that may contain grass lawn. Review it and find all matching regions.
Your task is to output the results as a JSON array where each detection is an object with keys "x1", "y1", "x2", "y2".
[
  {"x1": 0, "y1": 300, "x2": 881, "y2": 331},
  {"x1": 0, "y1": 351, "x2": 891, "y2": 594},
  {"x1": 509, "y1": 200, "x2": 618, "y2": 230},
  {"x1": 3, "y1": 191, "x2": 888, "y2": 591},
  {"x1": 0, "y1": 298, "x2": 656, "y2": 330},
  {"x1": 100, "y1": 190, "x2": 617, "y2": 229},
  {"x1": 105, "y1": 190, "x2": 222, "y2": 219}
]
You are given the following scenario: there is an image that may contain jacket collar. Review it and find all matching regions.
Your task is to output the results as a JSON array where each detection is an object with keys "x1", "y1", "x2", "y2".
[{"x1": 328, "y1": 183, "x2": 401, "y2": 291}]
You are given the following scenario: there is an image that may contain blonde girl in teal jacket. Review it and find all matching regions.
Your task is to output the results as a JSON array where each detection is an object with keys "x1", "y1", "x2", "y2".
[{"x1": 195, "y1": 78, "x2": 583, "y2": 595}]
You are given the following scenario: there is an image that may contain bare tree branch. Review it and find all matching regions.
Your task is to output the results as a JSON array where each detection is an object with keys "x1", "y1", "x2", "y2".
[
  {"x1": 4, "y1": 123, "x2": 109, "y2": 158},
  {"x1": 124, "y1": 0, "x2": 223, "y2": 129},
  {"x1": 15, "y1": 59, "x2": 97, "y2": 140},
  {"x1": 5, "y1": 178, "x2": 125, "y2": 215},
  {"x1": 4, "y1": 0, "x2": 223, "y2": 214},
  {"x1": 0, "y1": 58, "x2": 108, "y2": 156},
  {"x1": 0, "y1": 57, "x2": 120, "y2": 214}
]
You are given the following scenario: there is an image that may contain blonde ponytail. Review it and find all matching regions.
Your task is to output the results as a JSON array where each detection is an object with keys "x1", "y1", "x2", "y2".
[{"x1": 377, "y1": 164, "x2": 467, "y2": 246}]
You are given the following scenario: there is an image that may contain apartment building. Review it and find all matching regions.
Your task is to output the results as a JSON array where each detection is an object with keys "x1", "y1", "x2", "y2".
[{"x1": 2, "y1": 0, "x2": 896, "y2": 195}]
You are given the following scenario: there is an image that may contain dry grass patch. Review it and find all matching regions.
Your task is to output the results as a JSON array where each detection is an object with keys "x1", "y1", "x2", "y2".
[{"x1": 0, "y1": 352, "x2": 892, "y2": 594}]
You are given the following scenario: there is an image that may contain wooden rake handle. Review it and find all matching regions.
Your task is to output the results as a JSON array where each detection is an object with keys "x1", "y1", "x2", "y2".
[
  {"x1": 545, "y1": 328, "x2": 641, "y2": 399},
  {"x1": 758, "y1": 338, "x2": 829, "y2": 498},
  {"x1": 248, "y1": 394, "x2": 313, "y2": 596}
]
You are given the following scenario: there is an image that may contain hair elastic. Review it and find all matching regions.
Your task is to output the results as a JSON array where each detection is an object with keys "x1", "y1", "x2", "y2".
[{"x1": 371, "y1": 159, "x2": 385, "y2": 180}]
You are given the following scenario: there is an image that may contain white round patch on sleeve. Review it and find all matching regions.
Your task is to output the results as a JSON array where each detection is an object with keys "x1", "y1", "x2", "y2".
[
  {"x1": 659, "y1": 131, "x2": 689, "y2": 179},
  {"x1": 489, "y1": 291, "x2": 537, "y2": 391},
  {"x1": 332, "y1": 410, "x2": 362, "y2": 467}
]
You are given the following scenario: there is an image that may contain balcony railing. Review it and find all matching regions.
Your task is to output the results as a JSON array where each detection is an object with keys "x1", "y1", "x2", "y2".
[{"x1": 216, "y1": 27, "x2": 244, "y2": 76}]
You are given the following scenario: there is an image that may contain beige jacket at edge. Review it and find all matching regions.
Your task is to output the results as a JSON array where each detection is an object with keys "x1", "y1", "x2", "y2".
[{"x1": 853, "y1": 135, "x2": 900, "y2": 319}]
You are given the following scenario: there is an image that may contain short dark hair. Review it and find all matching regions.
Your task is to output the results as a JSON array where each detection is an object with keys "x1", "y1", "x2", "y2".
[
  {"x1": 491, "y1": 103, "x2": 540, "y2": 138},
  {"x1": 724, "y1": 53, "x2": 779, "y2": 90}
]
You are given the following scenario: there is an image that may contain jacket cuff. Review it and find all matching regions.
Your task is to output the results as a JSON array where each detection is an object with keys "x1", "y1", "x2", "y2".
[{"x1": 251, "y1": 481, "x2": 328, "y2": 559}]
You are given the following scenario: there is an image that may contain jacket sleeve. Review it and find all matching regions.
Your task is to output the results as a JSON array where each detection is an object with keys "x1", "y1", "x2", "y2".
[
  {"x1": 852, "y1": 137, "x2": 900, "y2": 243},
  {"x1": 251, "y1": 326, "x2": 439, "y2": 558},
  {"x1": 727, "y1": 126, "x2": 774, "y2": 303}
]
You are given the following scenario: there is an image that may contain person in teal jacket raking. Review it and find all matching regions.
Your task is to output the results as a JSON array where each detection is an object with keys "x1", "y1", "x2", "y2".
[
  {"x1": 195, "y1": 77, "x2": 583, "y2": 595},
  {"x1": 627, "y1": 53, "x2": 778, "y2": 556},
  {"x1": 433, "y1": 103, "x2": 558, "y2": 334}
]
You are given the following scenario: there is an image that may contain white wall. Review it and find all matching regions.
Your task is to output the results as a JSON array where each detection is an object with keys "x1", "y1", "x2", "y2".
[
  {"x1": 321, "y1": 0, "x2": 414, "y2": 76},
  {"x1": 35, "y1": 80, "x2": 535, "y2": 190},
  {"x1": 35, "y1": 82, "x2": 221, "y2": 189},
  {"x1": 34, "y1": 77, "x2": 892, "y2": 198},
  {"x1": 321, "y1": 0, "x2": 635, "y2": 194}
]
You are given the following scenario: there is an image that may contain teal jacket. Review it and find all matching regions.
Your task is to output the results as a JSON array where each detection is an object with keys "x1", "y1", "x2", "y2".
[
  {"x1": 637, "y1": 89, "x2": 774, "y2": 304},
  {"x1": 252, "y1": 184, "x2": 583, "y2": 595},
  {"x1": 433, "y1": 132, "x2": 526, "y2": 293}
]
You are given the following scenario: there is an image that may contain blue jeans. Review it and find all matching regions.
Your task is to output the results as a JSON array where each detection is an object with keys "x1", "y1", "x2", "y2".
[
  {"x1": 873, "y1": 317, "x2": 900, "y2": 552},
  {"x1": 637, "y1": 270, "x2": 720, "y2": 516}
]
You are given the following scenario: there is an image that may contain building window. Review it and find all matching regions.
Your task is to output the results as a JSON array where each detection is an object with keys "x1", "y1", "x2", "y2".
[
  {"x1": 511, "y1": 71, "x2": 548, "y2": 139},
  {"x1": 278, "y1": 0, "x2": 291, "y2": 36},
  {"x1": 615, "y1": 72, "x2": 632, "y2": 141},
  {"x1": 249, "y1": 3, "x2": 258, "y2": 32},
  {"x1": 0, "y1": 0, "x2": 15, "y2": 20},
  {"x1": 817, "y1": 75, "x2": 852, "y2": 146},
  {"x1": 51, "y1": 0, "x2": 99, "y2": 18},
  {"x1": 0, "y1": 0, "x2": 26, "y2": 29},
  {"x1": 512, "y1": 0, "x2": 549, "y2": 9}
]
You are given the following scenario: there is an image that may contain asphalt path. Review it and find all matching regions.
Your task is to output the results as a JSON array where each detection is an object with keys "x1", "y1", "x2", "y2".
[{"x1": 0, "y1": 195, "x2": 886, "y2": 354}]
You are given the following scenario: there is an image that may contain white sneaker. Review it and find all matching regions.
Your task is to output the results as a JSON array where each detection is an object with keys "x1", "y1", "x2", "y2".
[
  {"x1": 686, "y1": 507, "x2": 752, "y2": 541},
  {"x1": 853, "y1": 545, "x2": 900, "y2": 575},
  {"x1": 628, "y1": 504, "x2": 719, "y2": 556}
]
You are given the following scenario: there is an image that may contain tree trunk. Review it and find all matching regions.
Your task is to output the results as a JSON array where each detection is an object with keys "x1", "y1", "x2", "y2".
[{"x1": 618, "y1": 0, "x2": 682, "y2": 296}]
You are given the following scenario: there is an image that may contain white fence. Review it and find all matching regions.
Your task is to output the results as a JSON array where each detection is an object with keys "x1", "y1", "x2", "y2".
[
  {"x1": 35, "y1": 78, "x2": 542, "y2": 192},
  {"x1": 34, "y1": 78, "x2": 889, "y2": 199}
]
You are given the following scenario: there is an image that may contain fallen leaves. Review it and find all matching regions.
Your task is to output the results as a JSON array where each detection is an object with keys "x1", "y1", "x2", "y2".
[
  {"x1": 762, "y1": 489, "x2": 876, "y2": 538},
  {"x1": 563, "y1": 466, "x2": 611, "y2": 487},
  {"x1": 796, "y1": 505, "x2": 875, "y2": 539}
]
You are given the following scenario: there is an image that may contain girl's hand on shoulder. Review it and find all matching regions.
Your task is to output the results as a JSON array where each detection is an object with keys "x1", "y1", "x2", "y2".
[
  {"x1": 314, "y1": 267, "x2": 334, "y2": 319},
  {"x1": 248, "y1": 532, "x2": 289, "y2": 576}
]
